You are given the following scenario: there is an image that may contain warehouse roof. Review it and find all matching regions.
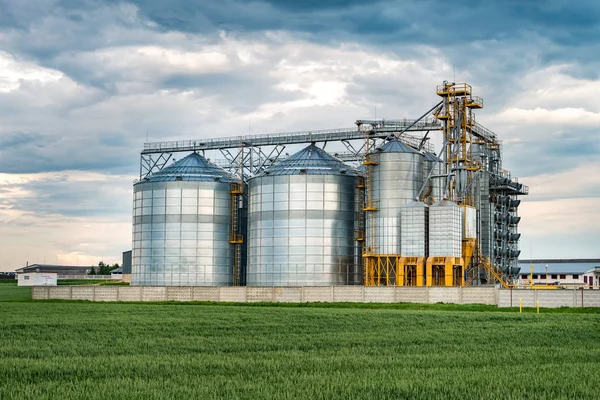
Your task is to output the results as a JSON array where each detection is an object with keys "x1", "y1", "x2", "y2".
[
  {"x1": 15, "y1": 264, "x2": 91, "y2": 273},
  {"x1": 518, "y1": 259, "x2": 600, "y2": 275}
]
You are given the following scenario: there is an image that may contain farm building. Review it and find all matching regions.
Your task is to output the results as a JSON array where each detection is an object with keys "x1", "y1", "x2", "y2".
[
  {"x1": 517, "y1": 259, "x2": 600, "y2": 287},
  {"x1": 17, "y1": 272, "x2": 57, "y2": 286}
]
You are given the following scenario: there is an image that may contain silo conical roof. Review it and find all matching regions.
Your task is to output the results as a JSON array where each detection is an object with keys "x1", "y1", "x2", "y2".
[
  {"x1": 424, "y1": 151, "x2": 442, "y2": 162},
  {"x1": 377, "y1": 139, "x2": 421, "y2": 154},
  {"x1": 140, "y1": 152, "x2": 237, "y2": 183},
  {"x1": 257, "y1": 144, "x2": 359, "y2": 176}
]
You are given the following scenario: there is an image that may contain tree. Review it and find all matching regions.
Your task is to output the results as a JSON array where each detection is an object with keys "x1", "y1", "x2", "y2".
[{"x1": 89, "y1": 266, "x2": 96, "y2": 275}]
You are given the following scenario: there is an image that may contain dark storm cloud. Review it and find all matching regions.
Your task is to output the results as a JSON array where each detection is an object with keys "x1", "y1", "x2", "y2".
[{"x1": 0, "y1": 132, "x2": 137, "y2": 174}]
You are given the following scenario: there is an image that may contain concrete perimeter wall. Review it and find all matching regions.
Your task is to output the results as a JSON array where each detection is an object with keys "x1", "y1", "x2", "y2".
[
  {"x1": 498, "y1": 289, "x2": 600, "y2": 308},
  {"x1": 32, "y1": 286, "x2": 498, "y2": 304}
]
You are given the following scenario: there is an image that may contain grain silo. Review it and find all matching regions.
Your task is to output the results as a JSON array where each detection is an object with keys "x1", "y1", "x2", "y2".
[
  {"x1": 426, "y1": 200, "x2": 464, "y2": 286},
  {"x1": 399, "y1": 201, "x2": 429, "y2": 286},
  {"x1": 131, "y1": 152, "x2": 241, "y2": 286},
  {"x1": 246, "y1": 144, "x2": 361, "y2": 286},
  {"x1": 363, "y1": 139, "x2": 423, "y2": 285},
  {"x1": 367, "y1": 139, "x2": 424, "y2": 255}
]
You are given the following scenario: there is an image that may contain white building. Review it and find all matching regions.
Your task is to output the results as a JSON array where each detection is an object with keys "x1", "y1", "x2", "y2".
[
  {"x1": 17, "y1": 272, "x2": 57, "y2": 286},
  {"x1": 518, "y1": 259, "x2": 600, "y2": 287},
  {"x1": 583, "y1": 267, "x2": 600, "y2": 287}
]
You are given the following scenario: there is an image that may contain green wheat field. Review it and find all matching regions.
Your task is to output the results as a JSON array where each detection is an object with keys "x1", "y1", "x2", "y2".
[{"x1": 1, "y1": 280, "x2": 600, "y2": 399}]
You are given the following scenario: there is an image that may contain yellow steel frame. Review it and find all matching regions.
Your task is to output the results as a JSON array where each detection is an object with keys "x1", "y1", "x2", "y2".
[
  {"x1": 425, "y1": 257, "x2": 465, "y2": 286},
  {"x1": 399, "y1": 257, "x2": 426, "y2": 286},
  {"x1": 436, "y1": 82, "x2": 484, "y2": 206},
  {"x1": 364, "y1": 254, "x2": 401, "y2": 286}
]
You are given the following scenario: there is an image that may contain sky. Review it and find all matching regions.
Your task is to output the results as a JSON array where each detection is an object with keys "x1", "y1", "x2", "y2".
[{"x1": 0, "y1": 0, "x2": 599, "y2": 271}]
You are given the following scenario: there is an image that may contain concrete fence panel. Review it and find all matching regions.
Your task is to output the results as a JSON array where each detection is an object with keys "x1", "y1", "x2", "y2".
[
  {"x1": 71, "y1": 286, "x2": 95, "y2": 301},
  {"x1": 303, "y1": 286, "x2": 334, "y2": 302},
  {"x1": 192, "y1": 287, "x2": 220, "y2": 301},
  {"x1": 498, "y1": 289, "x2": 535, "y2": 308},
  {"x1": 396, "y1": 287, "x2": 428, "y2": 303},
  {"x1": 273, "y1": 287, "x2": 303, "y2": 303},
  {"x1": 364, "y1": 287, "x2": 395, "y2": 303},
  {"x1": 584, "y1": 290, "x2": 600, "y2": 307},
  {"x1": 118, "y1": 287, "x2": 142, "y2": 302},
  {"x1": 32, "y1": 286, "x2": 49, "y2": 299},
  {"x1": 333, "y1": 286, "x2": 363, "y2": 302},
  {"x1": 537, "y1": 290, "x2": 573, "y2": 308},
  {"x1": 219, "y1": 287, "x2": 246, "y2": 302},
  {"x1": 167, "y1": 287, "x2": 193, "y2": 302},
  {"x1": 246, "y1": 287, "x2": 274, "y2": 302},
  {"x1": 462, "y1": 287, "x2": 497, "y2": 305},
  {"x1": 141, "y1": 287, "x2": 167, "y2": 302},
  {"x1": 48, "y1": 286, "x2": 72, "y2": 300},
  {"x1": 94, "y1": 286, "x2": 119, "y2": 302},
  {"x1": 428, "y1": 287, "x2": 461, "y2": 304}
]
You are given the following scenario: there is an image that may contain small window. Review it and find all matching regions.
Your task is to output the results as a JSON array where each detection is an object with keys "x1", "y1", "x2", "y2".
[
  {"x1": 24, "y1": 276, "x2": 30, "y2": 280},
  {"x1": 584, "y1": 276, "x2": 588, "y2": 284},
  {"x1": 521, "y1": 274, "x2": 528, "y2": 279},
  {"x1": 551, "y1": 274, "x2": 557, "y2": 279},
  {"x1": 560, "y1": 274, "x2": 566, "y2": 279},
  {"x1": 533, "y1": 274, "x2": 538, "y2": 279},
  {"x1": 573, "y1": 275, "x2": 579, "y2": 279},
  {"x1": 540, "y1": 274, "x2": 546, "y2": 279}
]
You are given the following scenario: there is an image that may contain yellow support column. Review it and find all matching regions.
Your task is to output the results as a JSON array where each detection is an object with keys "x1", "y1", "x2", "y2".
[
  {"x1": 444, "y1": 258, "x2": 454, "y2": 287},
  {"x1": 416, "y1": 258, "x2": 425, "y2": 286},
  {"x1": 396, "y1": 257, "x2": 405, "y2": 286},
  {"x1": 426, "y1": 257, "x2": 434, "y2": 287}
]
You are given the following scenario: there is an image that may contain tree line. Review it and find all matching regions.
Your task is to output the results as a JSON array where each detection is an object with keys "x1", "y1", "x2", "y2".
[{"x1": 88, "y1": 262, "x2": 119, "y2": 276}]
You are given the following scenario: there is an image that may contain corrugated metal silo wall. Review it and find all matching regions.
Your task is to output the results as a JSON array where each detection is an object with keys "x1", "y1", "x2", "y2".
[
  {"x1": 131, "y1": 180, "x2": 234, "y2": 286},
  {"x1": 370, "y1": 152, "x2": 423, "y2": 254},
  {"x1": 246, "y1": 174, "x2": 360, "y2": 286}
]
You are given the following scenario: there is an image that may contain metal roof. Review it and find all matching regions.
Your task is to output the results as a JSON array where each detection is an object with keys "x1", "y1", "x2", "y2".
[
  {"x1": 15, "y1": 265, "x2": 90, "y2": 273},
  {"x1": 256, "y1": 144, "x2": 359, "y2": 177},
  {"x1": 517, "y1": 260, "x2": 600, "y2": 275},
  {"x1": 377, "y1": 139, "x2": 421, "y2": 154},
  {"x1": 139, "y1": 152, "x2": 237, "y2": 183},
  {"x1": 424, "y1": 151, "x2": 442, "y2": 162}
]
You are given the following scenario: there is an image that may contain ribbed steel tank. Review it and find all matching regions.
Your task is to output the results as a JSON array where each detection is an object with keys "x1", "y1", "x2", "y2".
[
  {"x1": 423, "y1": 151, "x2": 443, "y2": 204},
  {"x1": 368, "y1": 139, "x2": 424, "y2": 255},
  {"x1": 400, "y1": 201, "x2": 429, "y2": 257},
  {"x1": 246, "y1": 144, "x2": 361, "y2": 286},
  {"x1": 429, "y1": 200, "x2": 462, "y2": 257},
  {"x1": 131, "y1": 153, "x2": 239, "y2": 286}
]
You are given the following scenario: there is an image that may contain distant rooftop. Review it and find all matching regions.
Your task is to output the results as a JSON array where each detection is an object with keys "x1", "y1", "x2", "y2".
[
  {"x1": 518, "y1": 259, "x2": 600, "y2": 275},
  {"x1": 15, "y1": 264, "x2": 91, "y2": 273},
  {"x1": 519, "y1": 259, "x2": 600, "y2": 264}
]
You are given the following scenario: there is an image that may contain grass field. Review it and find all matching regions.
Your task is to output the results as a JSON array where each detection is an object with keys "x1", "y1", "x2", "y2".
[
  {"x1": 1, "y1": 299, "x2": 600, "y2": 399},
  {"x1": 0, "y1": 280, "x2": 30, "y2": 301}
]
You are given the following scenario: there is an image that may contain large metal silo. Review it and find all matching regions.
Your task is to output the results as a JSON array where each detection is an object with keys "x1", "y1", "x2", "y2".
[
  {"x1": 246, "y1": 144, "x2": 361, "y2": 286},
  {"x1": 131, "y1": 153, "x2": 239, "y2": 286},
  {"x1": 367, "y1": 139, "x2": 424, "y2": 255}
]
